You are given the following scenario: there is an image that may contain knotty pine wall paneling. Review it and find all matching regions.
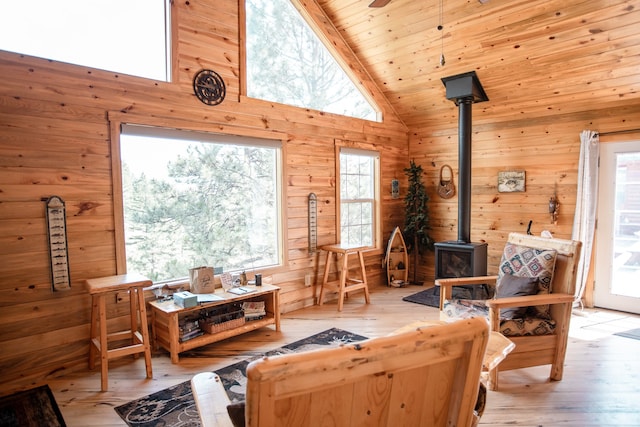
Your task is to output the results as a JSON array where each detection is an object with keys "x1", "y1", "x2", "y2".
[
  {"x1": 409, "y1": 105, "x2": 640, "y2": 285},
  {"x1": 0, "y1": 0, "x2": 408, "y2": 393},
  {"x1": 317, "y1": 0, "x2": 640, "y2": 285}
]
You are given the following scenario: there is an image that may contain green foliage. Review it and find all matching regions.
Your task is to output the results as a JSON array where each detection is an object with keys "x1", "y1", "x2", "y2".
[
  {"x1": 403, "y1": 160, "x2": 434, "y2": 255},
  {"x1": 245, "y1": 0, "x2": 376, "y2": 120},
  {"x1": 122, "y1": 142, "x2": 278, "y2": 282}
]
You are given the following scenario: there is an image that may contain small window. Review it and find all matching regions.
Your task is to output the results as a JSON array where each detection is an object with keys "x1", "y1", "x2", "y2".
[
  {"x1": 119, "y1": 125, "x2": 282, "y2": 282},
  {"x1": 339, "y1": 148, "x2": 380, "y2": 247},
  {"x1": 245, "y1": 0, "x2": 379, "y2": 121},
  {"x1": 0, "y1": 0, "x2": 170, "y2": 81}
]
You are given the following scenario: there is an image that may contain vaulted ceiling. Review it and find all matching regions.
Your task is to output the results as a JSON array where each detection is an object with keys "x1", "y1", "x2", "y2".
[{"x1": 316, "y1": 0, "x2": 640, "y2": 131}]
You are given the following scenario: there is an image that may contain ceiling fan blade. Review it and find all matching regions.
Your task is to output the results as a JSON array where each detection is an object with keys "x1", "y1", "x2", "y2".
[{"x1": 369, "y1": 0, "x2": 391, "y2": 7}]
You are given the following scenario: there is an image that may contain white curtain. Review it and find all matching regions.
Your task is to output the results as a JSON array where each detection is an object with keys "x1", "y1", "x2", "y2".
[{"x1": 572, "y1": 130, "x2": 600, "y2": 304}]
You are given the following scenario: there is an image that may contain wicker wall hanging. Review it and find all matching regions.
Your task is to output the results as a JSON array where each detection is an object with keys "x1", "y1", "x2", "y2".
[{"x1": 437, "y1": 164, "x2": 456, "y2": 199}]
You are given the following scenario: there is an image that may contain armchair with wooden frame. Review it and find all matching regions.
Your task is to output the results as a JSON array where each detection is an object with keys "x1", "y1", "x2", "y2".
[
  {"x1": 436, "y1": 232, "x2": 582, "y2": 391},
  {"x1": 192, "y1": 317, "x2": 489, "y2": 427}
]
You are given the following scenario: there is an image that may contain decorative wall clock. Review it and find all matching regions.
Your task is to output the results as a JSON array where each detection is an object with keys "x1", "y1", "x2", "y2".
[{"x1": 192, "y1": 69, "x2": 226, "y2": 105}]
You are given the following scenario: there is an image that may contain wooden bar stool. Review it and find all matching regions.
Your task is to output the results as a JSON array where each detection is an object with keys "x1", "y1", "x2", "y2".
[
  {"x1": 318, "y1": 244, "x2": 370, "y2": 311},
  {"x1": 86, "y1": 273, "x2": 153, "y2": 391}
]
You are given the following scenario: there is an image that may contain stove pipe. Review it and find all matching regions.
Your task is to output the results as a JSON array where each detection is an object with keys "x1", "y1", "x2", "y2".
[
  {"x1": 458, "y1": 98, "x2": 472, "y2": 243},
  {"x1": 441, "y1": 71, "x2": 489, "y2": 244}
]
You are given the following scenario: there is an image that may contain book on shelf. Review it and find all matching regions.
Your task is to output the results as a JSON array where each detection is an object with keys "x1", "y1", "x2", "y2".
[
  {"x1": 242, "y1": 301, "x2": 266, "y2": 320},
  {"x1": 179, "y1": 329, "x2": 204, "y2": 342}
]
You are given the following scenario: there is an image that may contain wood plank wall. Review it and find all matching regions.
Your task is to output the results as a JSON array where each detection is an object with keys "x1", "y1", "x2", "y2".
[
  {"x1": 410, "y1": 107, "x2": 640, "y2": 285},
  {"x1": 0, "y1": 0, "x2": 408, "y2": 393},
  {"x1": 315, "y1": 0, "x2": 640, "y2": 286},
  {"x1": 2, "y1": 0, "x2": 639, "y2": 395}
]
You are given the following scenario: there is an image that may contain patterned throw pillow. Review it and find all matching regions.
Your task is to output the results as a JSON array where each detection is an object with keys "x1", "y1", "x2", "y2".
[{"x1": 498, "y1": 243, "x2": 557, "y2": 319}]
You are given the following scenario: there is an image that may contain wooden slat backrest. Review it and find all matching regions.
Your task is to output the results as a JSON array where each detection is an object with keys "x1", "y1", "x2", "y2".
[{"x1": 244, "y1": 317, "x2": 489, "y2": 427}]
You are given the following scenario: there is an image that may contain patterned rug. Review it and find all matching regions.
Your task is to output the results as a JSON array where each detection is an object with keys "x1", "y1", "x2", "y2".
[
  {"x1": 114, "y1": 328, "x2": 367, "y2": 427},
  {"x1": 0, "y1": 385, "x2": 66, "y2": 427}
]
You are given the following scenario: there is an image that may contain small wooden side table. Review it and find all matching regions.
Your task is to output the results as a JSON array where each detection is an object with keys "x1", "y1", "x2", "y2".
[
  {"x1": 318, "y1": 243, "x2": 370, "y2": 311},
  {"x1": 86, "y1": 273, "x2": 153, "y2": 391}
]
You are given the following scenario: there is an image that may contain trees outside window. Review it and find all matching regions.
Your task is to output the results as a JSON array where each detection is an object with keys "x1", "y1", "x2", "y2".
[
  {"x1": 120, "y1": 125, "x2": 282, "y2": 282},
  {"x1": 245, "y1": 0, "x2": 378, "y2": 121},
  {"x1": 339, "y1": 149, "x2": 379, "y2": 247}
]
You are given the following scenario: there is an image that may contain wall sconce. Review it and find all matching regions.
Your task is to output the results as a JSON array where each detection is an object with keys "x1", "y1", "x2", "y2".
[{"x1": 549, "y1": 195, "x2": 559, "y2": 225}]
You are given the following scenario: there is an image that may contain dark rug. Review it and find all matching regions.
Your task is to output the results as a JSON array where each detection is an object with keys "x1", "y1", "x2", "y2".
[
  {"x1": 403, "y1": 286, "x2": 491, "y2": 308},
  {"x1": 614, "y1": 328, "x2": 640, "y2": 340},
  {"x1": 402, "y1": 287, "x2": 441, "y2": 307},
  {"x1": 115, "y1": 328, "x2": 367, "y2": 427},
  {"x1": 0, "y1": 385, "x2": 66, "y2": 427}
]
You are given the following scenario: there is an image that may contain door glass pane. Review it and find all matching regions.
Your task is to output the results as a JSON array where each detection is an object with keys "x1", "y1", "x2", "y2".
[{"x1": 612, "y1": 151, "x2": 640, "y2": 298}]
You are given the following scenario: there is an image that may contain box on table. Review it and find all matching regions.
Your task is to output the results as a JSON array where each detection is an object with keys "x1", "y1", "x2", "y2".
[{"x1": 173, "y1": 291, "x2": 198, "y2": 308}]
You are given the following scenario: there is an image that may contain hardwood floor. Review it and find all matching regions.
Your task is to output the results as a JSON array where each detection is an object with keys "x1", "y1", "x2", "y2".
[{"x1": 45, "y1": 285, "x2": 640, "y2": 426}]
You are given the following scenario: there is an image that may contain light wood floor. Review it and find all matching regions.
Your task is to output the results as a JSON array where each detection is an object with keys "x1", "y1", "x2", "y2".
[{"x1": 46, "y1": 285, "x2": 640, "y2": 426}]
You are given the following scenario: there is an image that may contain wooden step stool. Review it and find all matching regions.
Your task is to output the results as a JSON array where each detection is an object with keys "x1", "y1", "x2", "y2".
[
  {"x1": 318, "y1": 243, "x2": 371, "y2": 311},
  {"x1": 86, "y1": 273, "x2": 153, "y2": 391}
]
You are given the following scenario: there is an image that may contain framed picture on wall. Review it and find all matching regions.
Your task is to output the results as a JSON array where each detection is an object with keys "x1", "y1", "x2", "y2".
[{"x1": 498, "y1": 170, "x2": 525, "y2": 192}]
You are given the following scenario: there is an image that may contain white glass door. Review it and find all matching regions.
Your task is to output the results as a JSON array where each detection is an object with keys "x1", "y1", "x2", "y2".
[{"x1": 594, "y1": 141, "x2": 640, "y2": 314}]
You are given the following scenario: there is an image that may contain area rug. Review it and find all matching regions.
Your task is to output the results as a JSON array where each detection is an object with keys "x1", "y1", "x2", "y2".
[
  {"x1": 115, "y1": 328, "x2": 367, "y2": 427},
  {"x1": 0, "y1": 385, "x2": 66, "y2": 427},
  {"x1": 402, "y1": 287, "x2": 441, "y2": 307},
  {"x1": 403, "y1": 286, "x2": 490, "y2": 308},
  {"x1": 614, "y1": 328, "x2": 640, "y2": 340}
]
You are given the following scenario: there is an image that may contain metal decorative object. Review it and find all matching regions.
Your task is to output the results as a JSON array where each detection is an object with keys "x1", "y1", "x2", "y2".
[
  {"x1": 391, "y1": 178, "x2": 400, "y2": 199},
  {"x1": 308, "y1": 193, "x2": 317, "y2": 254},
  {"x1": 45, "y1": 196, "x2": 71, "y2": 290},
  {"x1": 193, "y1": 69, "x2": 226, "y2": 106}
]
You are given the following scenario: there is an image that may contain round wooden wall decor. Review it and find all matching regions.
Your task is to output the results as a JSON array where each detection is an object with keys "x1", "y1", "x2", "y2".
[{"x1": 192, "y1": 69, "x2": 226, "y2": 106}]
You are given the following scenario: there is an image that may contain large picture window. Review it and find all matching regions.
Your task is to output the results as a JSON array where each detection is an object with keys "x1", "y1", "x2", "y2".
[
  {"x1": 339, "y1": 148, "x2": 380, "y2": 247},
  {"x1": 119, "y1": 125, "x2": 282, "y2": 283}
]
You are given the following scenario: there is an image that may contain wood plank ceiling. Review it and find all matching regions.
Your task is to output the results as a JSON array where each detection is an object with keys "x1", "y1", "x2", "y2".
[{"x1": 316, "y1": 0, "x2": 640, "y2": 131}]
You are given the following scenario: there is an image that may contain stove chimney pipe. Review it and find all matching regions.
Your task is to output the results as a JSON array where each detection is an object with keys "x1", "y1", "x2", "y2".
[{"x1": 441, "y1": 71, "x2": 488, "y2": 243}]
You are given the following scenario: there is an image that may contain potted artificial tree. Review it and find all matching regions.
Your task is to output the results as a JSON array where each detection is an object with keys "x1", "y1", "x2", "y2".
[{"x1": 403, "y1": 160, "x2": 434, "y2": 285}]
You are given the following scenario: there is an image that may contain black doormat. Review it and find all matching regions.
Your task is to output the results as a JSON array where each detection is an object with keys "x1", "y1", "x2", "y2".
[
  {"x1": 402, "y1": 287, "x2": 441, "y2": 307},
  {"x1": 0, "y1": 385, "x2": 66, "y2": 427},
  {"x1": 614, "y1": 328, "x2": 640, "y2": 340},
  {"x1": 403, "y1": 286, "x2": 491, "y2": 308},
  {"x1": 115, "y1": 328, "x2": 367, "y2": 427}
]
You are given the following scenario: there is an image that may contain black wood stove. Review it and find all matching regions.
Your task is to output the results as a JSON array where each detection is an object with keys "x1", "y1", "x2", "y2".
[{"x1": 435, "y1": 72, "x2": 489, "y2": 280}]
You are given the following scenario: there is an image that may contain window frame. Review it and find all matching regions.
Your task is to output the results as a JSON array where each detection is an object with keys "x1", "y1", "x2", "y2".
[
  {"x1": 335, "y1": 141, "x2": 381, "y2": 250},
  {"x1": 108, "y1": 113, "x2": 288, "y2": 283}
]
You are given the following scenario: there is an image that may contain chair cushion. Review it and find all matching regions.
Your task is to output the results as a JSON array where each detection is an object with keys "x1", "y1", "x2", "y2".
[
  {"x1": 442, "y1": 299, "x2": 557, "y2": 337},
  {"x1": 495, "y1": 274, "x2": 539, "y2": 320},
  {"x1": 498, "y1": 243, "x2": 557, "y2": 319},
  {"x1": 499, "y1": 317, "x2": 556, "y2": 336},
  {"x1": 442, "y1": 299, "x2": 489, "y2": 319}
]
